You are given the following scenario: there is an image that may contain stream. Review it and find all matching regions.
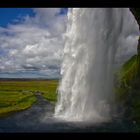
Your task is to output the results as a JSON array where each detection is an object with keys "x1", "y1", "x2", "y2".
[{"x1": 0, "y1": 93, "x2": 138, "y2": 133}]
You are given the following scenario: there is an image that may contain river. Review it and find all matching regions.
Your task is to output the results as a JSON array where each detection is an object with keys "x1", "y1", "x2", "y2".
[{"x1": 0, "y1": 93, "x2": 137, "y2": 132}]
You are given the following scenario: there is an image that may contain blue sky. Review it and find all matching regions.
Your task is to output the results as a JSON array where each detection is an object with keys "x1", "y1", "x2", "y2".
[
  {"x1": 0, "y1": 8, "x2": 35, "y2": 27},
  {"x1": 0, "y1": 8, "x2": 68, "y2": 27},
  {"x1": 0, "y1": 8, "x2": 68, "y2": 79},
  {"x1": 0, "y1": 8, "x2": 138, "y2": 79}
]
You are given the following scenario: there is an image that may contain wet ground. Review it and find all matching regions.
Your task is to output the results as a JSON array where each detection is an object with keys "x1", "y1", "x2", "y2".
[{"x1": 0, "y1": 93, "x2": 138, "y2": 133}]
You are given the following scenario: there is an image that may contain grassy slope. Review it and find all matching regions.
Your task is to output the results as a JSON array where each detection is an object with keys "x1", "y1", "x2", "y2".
[
  {"x1": 119, "y1": 55, "x2": 137, "y2": 84},
  {"x1": 115, "y1": 54, "x2": 140, "y2": 130},
  {"x1": 115, "y1": 55, "x2": 138, "y2": 101},
  {"x1": 0, "y1": 80, "x2": 58, "y2": 116}
]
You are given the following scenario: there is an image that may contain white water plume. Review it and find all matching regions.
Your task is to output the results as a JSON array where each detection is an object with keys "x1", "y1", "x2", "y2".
[{"x1": 54, "y1": 8, "x2": 139, "y2": 122}]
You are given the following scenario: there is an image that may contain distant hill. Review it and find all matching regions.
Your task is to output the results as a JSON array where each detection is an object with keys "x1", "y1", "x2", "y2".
[{"x1": 0, "y1": 78, "x2": 59, "y2": 81}]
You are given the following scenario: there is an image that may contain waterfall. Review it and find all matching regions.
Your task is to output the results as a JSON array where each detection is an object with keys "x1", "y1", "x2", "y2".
[{"x1": 54, "y1": 8, "x2": 139, "y2": 122}]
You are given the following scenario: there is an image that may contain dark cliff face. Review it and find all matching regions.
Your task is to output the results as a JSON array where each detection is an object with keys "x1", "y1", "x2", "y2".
[
  {"x1": 130, "y1": 8, "x2": 140, "y2": 27},
  {"x1": 116, "y1": 9, "x2": 140, "y2": 128},
  {"x1": 130, "y1": 8, "x2": 140, "y2": 77},
  {"x1": 114, "y1": 9, "x2": 140, "y2": 128}
]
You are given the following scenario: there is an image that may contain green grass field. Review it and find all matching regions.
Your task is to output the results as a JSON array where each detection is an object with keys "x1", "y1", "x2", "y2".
[{"x1": 0, "y1": 79, "x2": 58, "y2": 116}]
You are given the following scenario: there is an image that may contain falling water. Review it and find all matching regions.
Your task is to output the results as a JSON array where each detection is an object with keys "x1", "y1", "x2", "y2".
[{"x1": 54, "y1": 8, "x2": 139, "y2": 122}]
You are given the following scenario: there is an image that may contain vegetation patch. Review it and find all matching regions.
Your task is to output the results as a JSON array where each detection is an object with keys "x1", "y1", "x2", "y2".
[
  {"x1": 0, "y1": 79, "x2": 58, "y2": 117},
  {"x1": 0, "y1": 91, "x2": 36, "y2": 117},
  {"x1": 114, "y1": 54, "x2": 140, "y2": 131},
  {"x1": 114, "y1": 55, "x2": 138, "y2": 101}
]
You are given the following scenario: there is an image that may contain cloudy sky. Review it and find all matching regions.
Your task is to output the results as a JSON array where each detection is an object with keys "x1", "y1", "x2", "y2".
[
  {"x1": 0, "y1": 8, "x2": 68, "y2": 79},
  {"x1": 0, "y1": 8, "x2": 139, "y2": 79}
]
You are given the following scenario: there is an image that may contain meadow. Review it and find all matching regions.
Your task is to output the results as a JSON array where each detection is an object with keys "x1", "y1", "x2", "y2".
[{"x1": 0, "y1": 79, "x2": 58, "y2": 117}]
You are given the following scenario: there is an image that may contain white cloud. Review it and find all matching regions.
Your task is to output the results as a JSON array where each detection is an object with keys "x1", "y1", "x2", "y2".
[
  {"x1": 0, "y1": 8, "x2": 139, "y2": 78},
  {"x1": 0, "y1": 8, "x2": 67, "y2": 78},
  {"x1": 115, "y1": 8, "x2": 139, "y2": 65}
]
